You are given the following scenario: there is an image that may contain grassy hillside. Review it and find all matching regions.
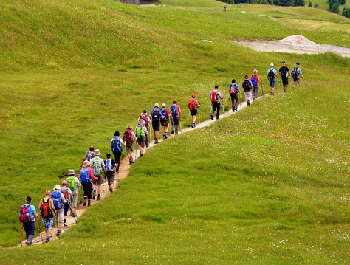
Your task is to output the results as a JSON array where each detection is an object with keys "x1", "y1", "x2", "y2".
[{"x1": 1, "y1": 0, "x2": 350, "y2": 263}]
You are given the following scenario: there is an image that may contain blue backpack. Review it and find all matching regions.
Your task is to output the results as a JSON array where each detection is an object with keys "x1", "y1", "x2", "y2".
[
  {"x1": 170, "y1": 105, "x2": 177, "y2": 117},
  {"x1": 250, "y1": 75, "x2": 257, "y2": 86},
  {"x1": 111, "y1": 137, "x2": 123, "y2": 153},
  {"x1": 51, "y1": 191, "x2": 63, "y2": 210},
  {"x1": 160, "y1": 109, "x2": 168, "y2": 121},
  {"x1": 80, "y1": 168, "x2": 91, "y2": 183}
]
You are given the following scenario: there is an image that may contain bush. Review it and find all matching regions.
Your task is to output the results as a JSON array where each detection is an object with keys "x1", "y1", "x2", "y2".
[
  {"x1": 339, "y1": 0, "x2": 346, "y2": 5},
  {"x1": 308, "y1": 1, "x2": 312, "y2": 6},
  {"x1": 314, "y1": 3, "x2": 318, "y2": 7}
]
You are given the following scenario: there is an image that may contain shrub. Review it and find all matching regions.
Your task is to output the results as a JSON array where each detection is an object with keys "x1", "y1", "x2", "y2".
[{"x1": 308, "y1": 1, "x2": 312, "y2": 6}]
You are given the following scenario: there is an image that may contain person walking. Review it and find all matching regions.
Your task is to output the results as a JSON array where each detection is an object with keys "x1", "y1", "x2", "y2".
[
  {"x1": 250, "y1": 69, "x2": 261, "y2": 100},
  {"x1": 20, "y1": 196, "x2": 38, "y2": 246},
  {"x1": 80, "y1": 160, "x2": 97, "y2": 207},
  {"x1": 90, "y1": 149, "x2": 106, "y2": 201},
  {"x1": 51, "y1": 185, "x2": 67, "y2": 236},
  {"x1": 209, "y1": 85, "x2": 223, "y2": 120},
  {"x1": 38, "y1": 190, "x2": 55, "y2": 243},
  {"x1": 80, "y1": 146, "x2": 95, "y2": 168},
  {"x1": 170, "y1": 99, "x2": 181, "y2": 134},
  {"x1": 160, "y1": 103, "x2": 170, "y2": 139},
  {"x1": 228, "y1": 80, "x2": 240, "y2": 112},
  {"x1": 267, "y1": 63, "x2": 278, "y2": 95},
  {"x1": 138, "y1": 110, "x2": 151, "y2": 147},
  {"x1": 188, "y1": 94, "x2": 200, "y2": 128},
  {"x1": 66, "y1": 169, "x2": 81, "y2": 218},
  {"x1": 150, "y1": 103, "x2": 161, "y2": 143},
  {"x1": 104, "y1": 153, "x2": 116, "y2": 193},
  {"x1": 279, "y1": 61, "x2": 290, "y2": 92},
  {"x1": 242, "y1": 75, "x2": 253, "y2": 106},
  {"x1": 60, "y1": 180, "x2": 72, "y2": 228},
  {"x1": 291, "y1": 62, "x2": 303, "y2": 85},
  {"x1": 136, "y1": 119, "x2": 147, "y2": 156},
  {"x1": 123, "y1": 125, "x2": 137, "y2": 163},
  {"x1": 110, "y1": 131, "x2": 123, "y2": 173}
]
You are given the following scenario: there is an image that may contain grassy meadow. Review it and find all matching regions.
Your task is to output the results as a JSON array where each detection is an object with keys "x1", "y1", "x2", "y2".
[{"x1": 1, "y1": 0, "x2": 350, "y2": 263}]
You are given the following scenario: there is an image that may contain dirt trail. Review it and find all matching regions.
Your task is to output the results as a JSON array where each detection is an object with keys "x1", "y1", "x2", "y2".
[
  {"x1": 235, "y1": 35, "x2": 350, "y2": 58},
  {"x1": 17, "y1": 94, "x2": 266, "y2": 247}
]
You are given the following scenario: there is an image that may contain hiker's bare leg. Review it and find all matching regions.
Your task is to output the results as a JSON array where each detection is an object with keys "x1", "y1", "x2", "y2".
[{"x1": 192, "y1": 115, "x2": 196, "y2": 124}]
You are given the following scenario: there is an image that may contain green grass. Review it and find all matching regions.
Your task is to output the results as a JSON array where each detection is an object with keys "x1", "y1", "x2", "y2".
[{"x1": 1, "y1": 0, "x2": 350, "y2": 263}]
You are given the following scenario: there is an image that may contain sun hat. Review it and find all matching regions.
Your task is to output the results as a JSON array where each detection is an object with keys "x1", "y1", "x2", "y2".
[
  {"x1": 155, "y1": 103, "x2": 159, "y2": 107},
  {"x1": 62, "y1": 180, "x2": 67, "y2": 186},
  {"x1": 95, "y1": 149, "x2": 100, "y2": 156},
  {"x1": 26, "y1": 196, "x2": 32, "y2": 202},
  {"x1": 162, "y1": 103, "x2": 166, "y2": 107},
  {"x1": 68, "y1": 169, "x2": 75, "y2": 176},
  {"x1": 192, "y1": 94, "x2": 196, "y2": 98},
  {"x1": 253, "y1": 69, "x2": 258, "y2": 74},
  {"x1": 83, "y1": 160, "x2": 90, "y2": 167},
  {"x1": 140, "y1": 119, "x2": 145, "y2": 125},
  {"x1": 45, "y1": 190, "x2": 51, "y2": 195},
  {"x1": 54, "y1": 185, "x2": 61, "y2": 190},
  {"x1": 270, "y1": 63, "x2": 274, "y2": 67}
]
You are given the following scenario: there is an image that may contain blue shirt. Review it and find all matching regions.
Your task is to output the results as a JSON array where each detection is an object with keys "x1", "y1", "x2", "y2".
[
  {"x1": 209, "y1": 89, "x2": 223, "y2": 103},
  {"x1": 24, "y1": 203, "x2": 36, "y2": 222}
]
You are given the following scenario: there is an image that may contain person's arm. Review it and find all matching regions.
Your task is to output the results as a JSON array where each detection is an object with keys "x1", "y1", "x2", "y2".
[
  {"x1": 61, "y1": 194, "x2": 67, "y2": 205},
  {"x1": 88, "y1": 167, "x2": 98, "y2": 180},
  {"x1": 38, "y1": 199, "x2": 42, "y2": 210},
  {"x1": 31, "y1": 205, "x2": 39, "y2": 218},
  {"x1": 101, "y1": 158, "x2": 106, "y2": 173},
  {"x1": 80, "y1": 152, "x2": 87, "y2": 168}
]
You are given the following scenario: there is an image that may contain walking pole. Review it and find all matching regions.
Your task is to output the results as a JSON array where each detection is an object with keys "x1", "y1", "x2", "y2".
[
  {"x1": 198, "y1": 109, "x2": 201, "y2": 124},
  {"x1": 21, "y1": 222, "x2": 23, "y2": 246},
  {"x1": 38, "y1": 217, "x2": 44, "y2": 243},
  {"x1": 134, "y1": 141, "x2": 138, "y2": 161},
  {"x1": 179, "y1": 116, "x2": 182, "y2": 134},
  {"x1": 261, "y1": 81, "x2": 264, "y2": 96}
]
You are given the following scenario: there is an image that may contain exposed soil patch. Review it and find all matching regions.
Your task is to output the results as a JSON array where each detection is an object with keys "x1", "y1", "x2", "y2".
[{"x1": 235, "y1": 35, "x2": 350, "y2": 58}]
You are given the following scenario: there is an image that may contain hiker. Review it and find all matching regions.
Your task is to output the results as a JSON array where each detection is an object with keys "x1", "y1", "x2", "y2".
[
  {"x1": 104, "y1": 154, "x2": 116, "y2": 193},
  {"x1": 111, "y1": 131, "x2": 123, "y2": 173},
  {"x1": 60, "y1": 180, "x2": 72, "y2": 228},
  {"x1": 160, "y1": 103, "x2": 170, "y2": 139},
  {"x1": 19, "y1": 196, "x2": 38, "y2": 246},
  {"x1": 291, "y1": 62, "x2": 303, "y2": 85},
  {"x1": 224, "y1": 4, "x2": 227, "y2": 11},
  {"x1": 228, "y1": 79, "x2": 239, "y2": 112},
  {"x1": 150, "y1": 103, "x2": 161, "y2": 143},
  {"x1": 51, "y1": 185, "x2": 67, "y2": 236},
  {"x1": 80, "y1": 146, "x2": 95, "y2": 168},
  {"x1": 136, "y1": 119, "x2": 147, "y2": 156},
  {"x1": 188, "y1": 94, "x2": 200, "y2": 128},
  {"x1": 123, "y1": 125, "x2": 137, "y2": 163},
  {"x1": 267, "y1": 63, "x2": 278, "y2": 95},
  {"x1": 38, "y1": 190, "x2": 55, "y2": 243},
  {"x1": 279, "y1": 61, "x2": 290, "y2": 92},
  {"x1": 242, "y1": 75, "x2": 253, "y2": 106},
  {"x1": 80, "y1": 160, "x2": 97, "y2": 207},
  {"x1": 209, "y1": 85, "x2": 223, "y2": 120},
  {"x1": 66, "y1": 169, "x2": 81, "y2": 218},
  {"x1": 138, "y1": 110, "x2": 151, "y2": 147},
  {"x1": 90, "y1": 149, "x2": 106, "y2": 201},
  {"x1": 170, "y1": 99, "x2": 181, "y2": 134},
  {"x1": 250, "y1": 69, "x2": 261, "y2": 100}
]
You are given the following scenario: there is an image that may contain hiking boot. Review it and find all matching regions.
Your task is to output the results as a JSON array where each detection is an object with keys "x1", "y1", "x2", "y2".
[
  {"x1": 163, "y1": 135, "x2": 166, "y2": 140},
  {"x1": 71, "y1": 212, "x2": 77, "y2": 218},
  {"x1": 56, "y1": 230, "x2": 61, "y2": 237},
  {"x1": 88, "y1": 200, "x2": 91, "y2": 207},
  {"x1": 171, "y1": 130, "x2": 174, "y2": 134},
  {"x1": 109, "y1": 187, "x2": 113, "y2": 193},
  {"x1": 191, "y1": 123, "x2": 195, "y2": 128},
  {"x1": 26, "y1": 241, "x2": 32, "y2": 246},
  {"x1": 129, "y1": 159, "x2": 134, "y2": 165},
  {"x1": 64, "y1": 224, "x2": 68, "y2": 227},
  {"x1": 97, "y1": 195, "x2": 101, "y2": 201},
  {"x1": 140, "y1": 153, "x2": 143, "y2": 157},
  {"x1": 210, "y1": 115, "x2": 214, "y2": 120},
  {"x1": 83, "y1": 199, "x2": 86, "y2": 206},
  {"x1": 154, "y1": 140, "x2": 159, "y2": 144}
]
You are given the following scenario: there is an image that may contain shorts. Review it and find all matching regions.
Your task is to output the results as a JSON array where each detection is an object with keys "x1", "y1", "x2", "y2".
[
  {"x1": 269, "y1": 78, "x2": 275, "y2": 88},
  {"x1": 43, "y1": 218, "x2": 53, "y2": 230},
  {"x1": 160, "y1": 120, "x2": 169, "y2": 127},
  {"x1": 56, "y1": 208, "x2": 64, "y2": 223},
  {"x1": 244, "y1": 91, "x2": 252, "y2": 101},
  {"x1": 126, "y1": 143, "x2": 134, "y2": 155},
  {"x1": 63, "y1": 202, "x2": 69, "y2": 216},
  {"x1": 190, "y1": 109, "x2": 197, "y2": 116},
  {"x1": 95, "y1": 173, "x2": 103, "y2": 185},
  {"x1": 71, "y1": 189, "x2": 78, "y2": 208},
  {"x1": 152, "y1": 122, "x2": 160, "y2": 132},
  {"x1": 106, "y1": 171, "x2": 114, "y2": 185},
  {"x1": 82, "y1": 182, "x2": 93, "y2": 199},
  {"x1": 137, "y1": 138, "x2": 145, "y2": 148}
]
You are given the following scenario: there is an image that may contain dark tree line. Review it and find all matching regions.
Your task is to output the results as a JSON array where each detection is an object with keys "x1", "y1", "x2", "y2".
[
  {"x1": 217, "y1": 0, "x2": 305, "y2": 6},
  {"x1": 328, "y1": 0, "x2": 349, "y2": 18}
]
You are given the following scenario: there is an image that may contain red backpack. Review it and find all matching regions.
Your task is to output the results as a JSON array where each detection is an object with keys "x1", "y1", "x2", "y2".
[
  {"x1": 61, "y1": 189, "x2": 69, "y2": 200},
  {"x1": 211, "y1": 90, "x2": 219, "y2": 103},
  {"x1": 41, "y1": 198, "x2": 53, "y2": 218},
  {"x1": 123, "y1": 130, "x2": 133, "y2": 145},
  {"x1": 188, "y1": 99, "x2": 195, "y2": 110}
]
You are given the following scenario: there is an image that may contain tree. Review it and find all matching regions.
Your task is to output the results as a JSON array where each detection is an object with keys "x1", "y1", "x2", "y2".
[
  {"x1": 339, "y1": 0, "x2": 346, "y2": 5},
  {"x1": 314, "y1": 3, "x2": 319, "y2": 7},
  {"x1": 331, "y1": 1, "x2": 340, "y2": 13},
  {"x1": 308, "y1": 1, "x2": 312, "y2": 6},
  {"x1": 294, "y1": 0, "x2": 305, "y2": 6}
]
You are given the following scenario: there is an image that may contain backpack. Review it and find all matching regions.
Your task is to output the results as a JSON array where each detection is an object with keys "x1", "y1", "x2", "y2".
[
  {"x1": 280, "y1": 67, "x2": 287, "y2": 77},
  {"x1": 188, "y1": 99, "x2": 195, "y2": 110},
  {"x1": 19, "y1": 204, "x2": 30, "y2": 223},
  {"x1": 41, "y1": 198, "x2": 53, "y2": 219},
  {"x1": 291, "y1": 67, "x2": 298, "y2": 79},
  {"x1": 61, "y1": 188, "x2": 69, "y2": 200},
  {"x1": 229, "y1": 84, "x2": 238, "y2": 94},
  {"x1": 92, "y1": 157, "x2": 102, "y2": 174},
  {"x1": 268, "y1": 69, "x2": 275, "y2": 79},
  {"x1": 242, "y1": 80, "x2": 251, "y2": 91},
  {"x1": 111, "y1": 137, "x2": 123, "y2": 153},
  {"x1": 66, "y1": 176, "x2": 76, "y2": 191},
  {"x1": 51, "y1": 191, "x2": 63, "y2": 210},
  {"x1": 105, "y1": 159, "x2": 114, "y2": 172},
  {"x1": 80, "y1": 168, "x2": 91, "y2": 183},
  {"x1": 160, "y1": 109, "x2": 168, "y2": 121},
  {"x1": 85, "y1": 151, "x2": 94, "y2": 162},
  {"x1": 211, "y1": 90, "x2": 219, "y2": 103},
  {"x1": 151, "y1": 109, "x2": 160, "y2": 121},
  {"x1": 250, "y1": 75, "x2": 257, "y2": 86},
  {"x1": 170, "y1": 105, "x2": 177, "y2": 117},
  {"x1": 136, "y1": 125, "x2": 145, "y2": 139},
  {"x1": 139, "y1": 114, "x2": 148, "y2": 124},
  {"x1": 123, "y1": 130, "x2": 133, "y2": 145}
]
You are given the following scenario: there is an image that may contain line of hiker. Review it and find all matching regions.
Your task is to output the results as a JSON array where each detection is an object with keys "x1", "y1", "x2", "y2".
[{"x1": 18, "y1": 62, "x2": 303, "y2": 245}]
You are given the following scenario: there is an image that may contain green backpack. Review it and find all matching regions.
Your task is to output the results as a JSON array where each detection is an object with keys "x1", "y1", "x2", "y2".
[
  {"x1": 66, "y1": 176, "x2": 76, "y2": 191},
  {"x1": 93, "y1": 158, "x2": 102, "y2": 174},
  {"x1": 136, "y1": 125, "x2": 145, "y2": 139}
]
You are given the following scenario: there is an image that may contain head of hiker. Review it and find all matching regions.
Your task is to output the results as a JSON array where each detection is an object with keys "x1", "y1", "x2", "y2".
[
  {"x1": 45, "y1": 190, "x2": 51, "y2": 197},
  {"x1": 114, "y1": 131, "x2": 120, "y2": 137},
  {"x1": 245, "y1": 75, "x2": 248, "y2": 79},
  {"x1": 232, "y1": 79, "x2": 236, "y2": 83},
  {"x1": 83, "y1": 160, "x2": 90, "y2": 167},
  {"x1": 106, "y1": 153, "x2": 111, "y2": 158},
  {"x1": 192, "y1": 94, "x2": 196, "y2": 98},
  {"x1": 68, "y1": 169, "x2": 75, "y2": 176},
  {"x1": 62, "y1": 180, "x2": 67, "y2": 186},
  {"x1": 296, "y1": 62, "x2": 300, "y2": 68},
  {"x1": 126, "y1": 125, "x2": 132, "y2": 130},
  {"x1": 143, "y1": 110, "x2": 147, "y2": 114},
  {"x1": 89, "y1": 146, "x2": 94, "y2": 151},
  {"x1": 140, "y1": 119, "x2": 145, "y2": 126},
  {"x1": 282, "y1": 61, "x2": 286, "y2": 65},
  {"x1": 26, "y1": 196, "x2": 32, "y2": 203},
  {"x1": 173, "y1": 99, "x2": 177, "y2": 104},
  {"x1": 54, "y1": 185, "x2": 61, "y2": 191},
  {"x1": 270, "y1": 63, "x2": 274, "y2": 68},
  {"x1": 253, "y1": 69, "x2": 258, "y2": 74},
  {"x1": 154, "y1": 103, "x2": 159, "y2": 109},
  {"x1": 162, "y1": 103, "x2": 166, "y2": 108},
  {"x1": 94, "y1": 149, "x2": 100, "y2": 156},
  {"x1": 215, "y1": 85, "x2": 219, "y2": 90}
]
